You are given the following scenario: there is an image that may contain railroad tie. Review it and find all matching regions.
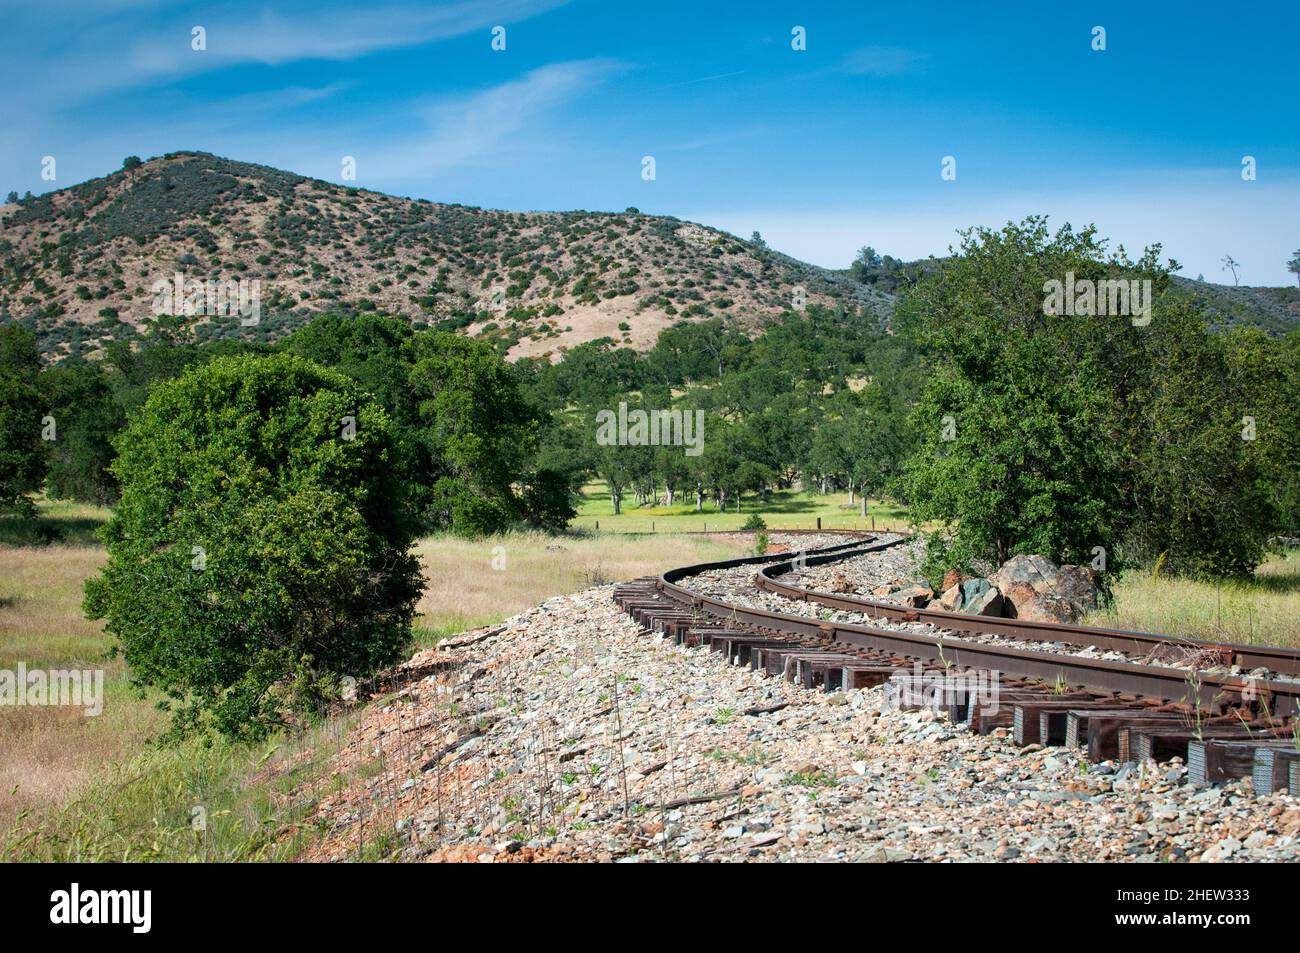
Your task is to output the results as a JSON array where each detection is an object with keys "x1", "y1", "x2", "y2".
[
  {"x1": 1252, "y1": 746, "x2": 1300, "y2": 795},
  {"x1": 1065, "y1": 710, "x2": 1187, "y2": 761},
  {"x1": 1013, "y1": 699, "x2": 1117, "y2": 747},
  {"x1": 1188, "y1": 738, "x2": 1299, "y2": 786},
  {"x1": 971, "y1": 691, "x2": 1090, "y2": 735},
  {"x1": 1123, "y1": 724, "x2": 1261, "y2": 765}
]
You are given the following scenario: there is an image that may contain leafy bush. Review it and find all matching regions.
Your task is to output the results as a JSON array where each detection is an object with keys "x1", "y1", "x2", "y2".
[{"x1": 84, "y1": 353, "x2": 423, "y2": 740}]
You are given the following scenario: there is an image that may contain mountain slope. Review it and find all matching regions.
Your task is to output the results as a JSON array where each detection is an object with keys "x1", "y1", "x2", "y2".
[
  {"x1": 3, "y1": 152, "x2": 1295, "y2": 363},
  {"x1": 0, "y1": 152, "x2": 888, "y2": 362}
]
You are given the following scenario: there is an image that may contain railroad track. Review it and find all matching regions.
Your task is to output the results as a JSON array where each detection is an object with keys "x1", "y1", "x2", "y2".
[{"x1": 614, "y1": 533, "x2": 1300, "y2": 797}]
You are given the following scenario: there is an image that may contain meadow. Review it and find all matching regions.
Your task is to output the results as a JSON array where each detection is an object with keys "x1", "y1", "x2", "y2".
[{"x1": 570, "y1": 481, "x2": 913, "y2": 534}]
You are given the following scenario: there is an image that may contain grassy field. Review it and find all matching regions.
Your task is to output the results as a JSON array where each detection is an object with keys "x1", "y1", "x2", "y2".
[
  {"x1": 1084, "y1": 549, "x2": 1300, "y2": 645},
  {"x1": 0, "y1": 503, "x2": 753, "y2": 859},
  {"x1": 411, "y1": 529, "x2": 754, "y2": 643},
  {"x1": 571, "y1": 481, "x2": 913, "y2": 533}
]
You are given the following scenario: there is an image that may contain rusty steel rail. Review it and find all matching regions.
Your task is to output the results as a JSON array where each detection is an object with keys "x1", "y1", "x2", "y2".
[
  {"x1": 753, "y1": 540, "x2": 1300, "y2": 677},
  {"x1": 653, "y1": 539, "x2": 1300, "y2": 717}
]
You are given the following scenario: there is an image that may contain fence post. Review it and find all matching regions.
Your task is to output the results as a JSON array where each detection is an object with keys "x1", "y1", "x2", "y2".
[{"x1": 816, "y1": 517, "x2": 821, "y2": 530}]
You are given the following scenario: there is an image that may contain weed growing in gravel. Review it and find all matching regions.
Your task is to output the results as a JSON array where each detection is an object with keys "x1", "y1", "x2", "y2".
[
  {"x1": 705, "y1": 747, "x2": 771, "y2": 766},
  {"x1": 783, "y1": 770, "x2": 837, "y2": 788}
]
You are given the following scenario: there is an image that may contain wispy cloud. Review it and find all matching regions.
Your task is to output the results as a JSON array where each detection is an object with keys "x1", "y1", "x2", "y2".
[
  {"x1": 1, "y1": 0, "x2": 571, "y2": 108},
  {"x1": 127, "y1": 1, "x2": 569, "y2": 74},
  {"x1": 841, "y1": 46, "x2": 925, "y2": 77},
  {"x1": 350, "y1": 59, "x2": 626, "y2": 182}
]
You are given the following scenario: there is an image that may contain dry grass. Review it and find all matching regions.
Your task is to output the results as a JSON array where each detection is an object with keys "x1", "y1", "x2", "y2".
[
  {"x1": 1087, "y1": 549, "x2": 1300, "y2": 647},
  {"x1": 1, "y1": 523, "x2": 753, "y2": 852},
  {"x1": 412, "y1": 530, "x2": 751, "y2": 643},
  {"x1": 0, "y1": 543, "x2": 168, "y2": 836}
]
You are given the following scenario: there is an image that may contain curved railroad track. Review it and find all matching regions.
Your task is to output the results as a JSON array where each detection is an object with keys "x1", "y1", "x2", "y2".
[{"x1": 614, "y1": 533, "x2": 1300, "y2": 795}]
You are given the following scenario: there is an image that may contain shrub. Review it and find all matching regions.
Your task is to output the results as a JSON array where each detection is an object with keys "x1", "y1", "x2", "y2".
[{"x1": 84, "y1": 353, "x2": 423, "y2": 741}]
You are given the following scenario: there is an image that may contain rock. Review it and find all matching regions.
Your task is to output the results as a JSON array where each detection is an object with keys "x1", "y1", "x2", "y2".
[
  {"x1": 1199, "y1": 837, "x2": 1242, "y2": 863},
  {"x1": 964, "y1": 585, "x2": 1004, "y2": 616},
  {"x1": 890, "y1": 582, "x2": 934, "y2": 608},
  {"x1": 990, "y1": 555, "x2": 1098, "y2": 623},
  {"x1": 938, "y1": 583, "x2": 963, "y2": 612},
  {"x1": 1243, "y1": 830, "x2": 1269, "y2": 849},
  {"x1": 830, "y1": 572, "x2": 854, "y2": 594},
  {"x1": 940, "y1": 569, "x2": 965, "y2": 593},
  {"x1": 960, "y1": 578, "x2": 990, "y2": 603}
]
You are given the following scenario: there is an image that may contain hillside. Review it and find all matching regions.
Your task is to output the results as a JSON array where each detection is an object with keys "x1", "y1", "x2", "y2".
[
  {"x1": 2, "y1": 152, "x2": 1295, "y2": 364},
  {"x1": 0, "y1": 152, "x2": 888, "y2": 362}
]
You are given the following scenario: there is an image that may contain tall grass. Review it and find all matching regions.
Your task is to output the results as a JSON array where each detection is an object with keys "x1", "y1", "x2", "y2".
[
  {"x1": 3, "y1": 719, "x2": 359, "y2": 862},
  {"x1": 411, "y1": 529, "x2": 748, "y2": 643},
  {"x1": 2, "y1": 517, "x2": 753, "y2": 858},
  {"x1": 1085, "y1": 549, "x2": 1300, "y2": 646}
]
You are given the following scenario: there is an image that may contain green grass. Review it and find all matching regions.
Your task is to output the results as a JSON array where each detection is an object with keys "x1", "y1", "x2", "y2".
[
  {"x1": 3, "y1": 719, "x2": 363, "y2": 862},
  {"x1": 0, "y1": 498, "x2": 109, "y2": 546},
  {"x1": 571, "y1": 481, "x2": 912, "y2": 533},
  {"x1": 1084, "y1": 549, "x2": 1300, "y2": 647}
]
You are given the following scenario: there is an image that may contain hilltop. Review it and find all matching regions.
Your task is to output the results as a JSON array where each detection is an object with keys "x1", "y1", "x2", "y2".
[
  {"x1": 2, "y1": 152, "x2": 1295, "y2": 364},
  {"x1": 0, "y1": 152, "x2": 888, "y2": 362}
]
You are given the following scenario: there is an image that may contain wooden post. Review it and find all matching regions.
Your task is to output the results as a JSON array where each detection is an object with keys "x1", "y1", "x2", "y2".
[
  {"x1": 816, "y1": 517, "x2": 821, "y2": 530},
  {"x1": 595, "y1": 520, "x2": 599, "y2": 532}
]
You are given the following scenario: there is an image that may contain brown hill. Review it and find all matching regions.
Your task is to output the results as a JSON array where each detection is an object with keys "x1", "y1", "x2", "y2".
[{"x1": 0, "y1": 152, "x2": 887, "y2": 361}]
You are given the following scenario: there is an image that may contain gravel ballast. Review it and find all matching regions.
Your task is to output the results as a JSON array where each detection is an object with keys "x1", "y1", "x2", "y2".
[{"x1": 297, "y1": 581, "x2": 1300, "y2": 863}]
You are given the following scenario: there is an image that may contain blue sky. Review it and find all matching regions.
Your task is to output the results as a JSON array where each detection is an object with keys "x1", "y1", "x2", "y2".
[{"x1": 4, "y1": 0, "x2": 1297, "y2": 284}]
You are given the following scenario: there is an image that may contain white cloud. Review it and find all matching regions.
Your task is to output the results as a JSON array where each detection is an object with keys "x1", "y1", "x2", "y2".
[
  {"x1": 2, "y1": 0, "x2": 571, "y2": 108},
  {"x1": 358, "y1": 59, "x2": 624, "y2": 182}
]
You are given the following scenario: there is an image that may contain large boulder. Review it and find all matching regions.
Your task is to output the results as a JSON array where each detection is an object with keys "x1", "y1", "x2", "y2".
[{"x1": 989, "y1": 555, "x2": 1099, "y2": 623}]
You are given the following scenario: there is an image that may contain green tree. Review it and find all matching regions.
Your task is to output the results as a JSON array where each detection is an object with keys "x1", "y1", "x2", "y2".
[
  {"x1": 41, "y1": 362, "x2": 124, "y2": 504},
  {"x1": 1288, "y1": 250, "x2": 1300, "y2": 288},
  {"x1": 410, "y1": 332, "x2": 568, "y2": 534},
  {"x1": 0, "y1": 326, "x2": 48, "y2": 517},
  {"x1": 84, "y1": 354, "x2": 423, "y2": 740},
  {"x1": 900, "y1": 218, "x2": 1161, "y2": 581},
  {"x1": 901, "y1": 217, "x2": 1274, "y2": 582}
]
